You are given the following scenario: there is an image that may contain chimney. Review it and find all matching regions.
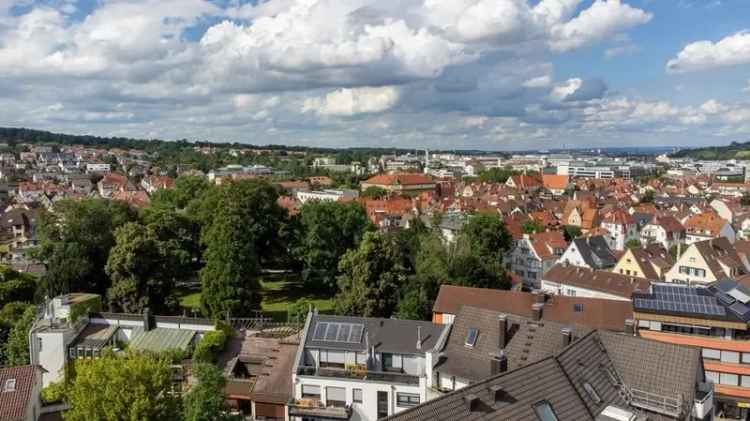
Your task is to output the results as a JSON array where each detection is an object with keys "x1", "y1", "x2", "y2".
[
  {"x1": 498, "y1": 314, "x2": 508, "y2": 349},
  {"x1": 464, "y1": 394, "x2": 481, "y2": 412},
  {"x1": 561, "y1": 327, "x2": 572, "y2": 346},
  {"x1": 490, "y1": 385, "x2": 506, "y2": 403},
  {"x1": 624, "y1": 319, "x2": 635, "y2": 335},
  {"x1": 143, "y1": 307, "x2": 154, "y2": 332},
  {"x1": 490, "y1": 352, "x2": 508, "y2": 375},
  {"x1": 531, "y1": 303, "x2": 544, "y2": 321},
  {"x1": 416, "y1": 326, "x2": 423, "y2": 350}
]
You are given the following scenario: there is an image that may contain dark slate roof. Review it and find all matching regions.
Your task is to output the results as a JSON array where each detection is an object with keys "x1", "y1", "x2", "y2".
[
  {"x1": 631, "y1": 212, "x2": 654, "y2": 228},
  {"x1": 385, "y1": 330, "x2": 703, "y2": 421},
  {"x1": 571, "y1": 236, "x2": 618, "y2": 269},
  {"x1": 305, "y1": 314, "x2": 447, "y2": 355},
  {"x1": 434, "y1": 305, "x2": 591, "y2": 382}
]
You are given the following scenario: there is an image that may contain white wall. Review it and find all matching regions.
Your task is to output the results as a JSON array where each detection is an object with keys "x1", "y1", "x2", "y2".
[{"x1": 540, "y1": 280, "x2": 630, "y2": 301}]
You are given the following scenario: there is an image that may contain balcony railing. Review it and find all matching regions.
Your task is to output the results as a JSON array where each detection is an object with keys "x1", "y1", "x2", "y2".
[
  {"x1": 287, "y1": 397, "x2": 352, "y2": 420},
  {"x1": 297, "y1": 365, "x2": 420, "y2": 385}
]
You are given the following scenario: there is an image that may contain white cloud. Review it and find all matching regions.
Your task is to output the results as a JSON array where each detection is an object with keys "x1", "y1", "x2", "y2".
[
  {"x1": 743, "y1": 79, "x2": 750, "y2": 93},
  {"x1": 302, "y1": 86, "x2": 401, "y2": 116},
  {"x1": 523, "y1": 75, "x2": 552, "y2": 88},
  {"x1": 700, "y1": 99, "x2": 727, "y2": 114},
  {"x1": 667, "y1": 31, "x2": 750, "y2": 73},
  {"x1": 549, "y1": 0, "x2": 652, "y2": 52}
]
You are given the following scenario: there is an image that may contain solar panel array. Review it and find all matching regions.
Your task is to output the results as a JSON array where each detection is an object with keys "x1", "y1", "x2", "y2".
[
  {"x1": 635, "y1": 284, "x2": 726, "y2": 317},
  {"x1": 312, "y1": 321, "x2": 364, "y2": 343}
]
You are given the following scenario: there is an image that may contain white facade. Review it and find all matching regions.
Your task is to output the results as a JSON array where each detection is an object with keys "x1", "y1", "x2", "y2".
[
  {"x1": 540, "y1": 279, "x2": 630, "y2": 301},
  {"x1": 685, "y1": 224, "x2": 736, "y2": 245},
  {"x1": 600, "y1": 221, "x2": 638, "y2": 251},
  {"x1": 559, "y1": 244, "x2": 591, "y2": 269},
  {"x1": 296, "y1": 189, "x2": 359, "y2": 204},
  {"x1": 86, "y1": 163, "x2": 111, "y2": 173}
]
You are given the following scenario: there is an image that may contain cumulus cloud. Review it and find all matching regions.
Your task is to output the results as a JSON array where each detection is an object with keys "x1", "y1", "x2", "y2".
[
  {"x1": 550, "y1": 78, "x2": 607, "y2": 102},
  {"x1": 667, "y1": 31, "x2": 750, "y2": 73},
  {"x1": 303, "y1": 86, "x2": 400, "y2": 116},
  {"x1": 549, "y1": 0, "x2": 652, "y2": 52}
]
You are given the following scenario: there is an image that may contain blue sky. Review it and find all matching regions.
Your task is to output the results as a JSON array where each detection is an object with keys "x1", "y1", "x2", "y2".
[{"x1": 0, "y1": 0, "x2": 749, "y2": 150}]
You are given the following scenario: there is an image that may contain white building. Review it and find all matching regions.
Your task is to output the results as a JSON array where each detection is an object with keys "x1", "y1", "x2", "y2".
[
  {"x1": 85, "y1": 163, "x2": 111, "y2": 173},
  {"x1": 296, "y1": 189, "x2": 359, "y2": 204},
  {"x1": 289, "y1": 314, "x2": 449, "y2": 421}
]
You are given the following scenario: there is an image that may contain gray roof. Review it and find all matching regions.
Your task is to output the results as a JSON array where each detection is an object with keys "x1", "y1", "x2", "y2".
[
  {"x1": 434, "y1": 305, "x2": 591, "y2": 382},
  {"x1": 385, "y1": 329, "x2": 703, "y2": 421},
  {"x1": 305, "y1": 314, "x2": 447, "y2": 355},
  {"x1": 129, "y1": 327, "x2": 196, "y2": 352},
  {"x1": 571, "y1": 236, "x2": 617, "y2": 269}
]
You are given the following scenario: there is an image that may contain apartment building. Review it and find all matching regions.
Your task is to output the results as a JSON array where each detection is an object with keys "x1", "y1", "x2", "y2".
[
  {"x1": 640, "y1": 215, "x2": 686, "y2": 250},
  {"x1": 296, "y1": 189, "x2": 359, "y2": 204},
  {"x1": 685, "y1": 212, "x2": 736, "y2": 245},
  {"x1": 665, "y1": 238, "x2": 748, "y2": 285},
  {"x1": 613, "y1": 243, "x2": 674, "y2": 280},
  {"x1": 633, "y1": 279, "x2": 750, "y2": 419},
  {"x1": 558, "y1": 235, "x2": 618, "y2": 270},
  {"x1": 541, "y1": 263, "x2": 651, "y2": 301},
  {"x1": 600, "y1": 208, "x2": 639, "y2": 251},
  {"x1": 509, "y1": 231, "x2": 568, "y2": 289},
  {"x1": 290, "y1": 314, "x2": 449, "y2": 421}
]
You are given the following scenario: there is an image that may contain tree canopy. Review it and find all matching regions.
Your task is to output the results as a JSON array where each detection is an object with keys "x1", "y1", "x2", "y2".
[{"x1": 183, "y1": 363, "x2": 238, "y2": 421}]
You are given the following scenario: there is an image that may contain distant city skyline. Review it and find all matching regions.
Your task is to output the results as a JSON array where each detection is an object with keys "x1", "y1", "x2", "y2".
[{"x1": 1, "y1": 0, "x2": 749, "y2": 150}]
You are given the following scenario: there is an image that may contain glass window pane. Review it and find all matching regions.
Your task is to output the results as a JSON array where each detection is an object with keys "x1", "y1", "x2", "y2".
[{"x1": 533, "y1": 401, "x2": 559, "y2": 421}]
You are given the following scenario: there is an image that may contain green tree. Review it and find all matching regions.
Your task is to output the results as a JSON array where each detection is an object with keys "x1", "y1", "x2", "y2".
[
  {"x1": 562, "y1": 225, "x2": 582, "y2": 242},
  {"x1": 626, "y1": 239, "x2": 642, "y2": 249},
  {"x1": 0, "y1": 266, "x2": 37, "y2": 307},
  {"x1": 183, "y1": 363, "x2": 238, "y2": 421},
  {"x1": 150, "y1": 176, "x2": 211, "y2": 211},
  {"x1": 36, "y1": 199, "x2": 136, "y2": 296},
  {"x1": 105, "y1": 215, "x2": 194, "y2": 314},
  {"x1": 521, "y1": 220, "x2": 545, "y2": 234},
  {"x1": 287, "y1": 298, "x2": 313, "y2": 325},
  {"x1": 2, "y1": 306, "x2": 36, "y2": 366},
  {"x1": 200, "y1": 180, "x2": 287, "y2": 318},
  {"x1": 296, "y1": 201, "x2": 372, "y2": 294},
  {"x1": 360, "y1": 186, "x2": 387, "y2": 199},
  {"x1": 64, "y1": 351, "x2": 179, "y2": 421},
  {"x1": 335, "y1": 231, "x2": 410, "y2": 317},
  {"x1": 478, "y1": 167, "x2": 515, "y2": 183},
  {"x1": 460, "y1": 213, "x2": 512, "y2": 263}
]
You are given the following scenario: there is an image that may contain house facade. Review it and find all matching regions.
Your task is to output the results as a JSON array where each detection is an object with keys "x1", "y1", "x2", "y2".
[{"x1": 509, "y1": 231, "x2": 567, "y2": 289}]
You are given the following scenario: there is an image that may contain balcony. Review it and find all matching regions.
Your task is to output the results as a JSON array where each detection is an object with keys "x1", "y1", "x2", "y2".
[
  {"x1": 297, "y1": 365, "x2": 421, "y2": 385},
  {"x1": 287, "y1": 398, "x2": 352, "y2": 420},
  {"x1": 693, "y1": 382, "x2": 714, "y2": 420}
]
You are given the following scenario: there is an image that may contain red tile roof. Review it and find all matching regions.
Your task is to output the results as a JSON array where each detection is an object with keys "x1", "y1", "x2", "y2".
[
  {"x1": 542, "y1": 174, "x2": 569, "y2": 190},
  {"x1": 363, "y1": 173, "x2": 434, "y2": 186},
  {"x1": 0, "y1": 365, "x2": 38, "y2": 421}
]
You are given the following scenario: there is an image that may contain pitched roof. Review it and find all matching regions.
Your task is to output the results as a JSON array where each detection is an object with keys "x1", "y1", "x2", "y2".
[
  {"x1": 684, "y1": 212, "x2": 728, "y2": 236},
  {"x1": 651, "y1": 215, "x2": 685, "y2": 233},
  {"x1": 569, "y1": 235, "x2": 618, "y2": 269},
  {"x1": 363, "y1": 173, "x2": 434, "y2": 187},
  {"x1": 527, "y1": 231, "x2": 568, "y2": 259},
  {"x1": 625, "y1": 244, "x2": 674, "y2": 279},
  {"x1": 0, "y1": 365, "x2": 38, "y2": 421},
  {"x1": 542, "y1": 174, "x2": 569, "y2": 190},
  {"x1": 544, "y1": 264, "x2": 651, "y2": 298},
  {"x1": 433, "y1": 285, "x2": 633, "y2": 331},
  {"x1": 385, "y1": 329, "x2": 701, "y2": 421},
  {"x1": 600, "y1": 208, "x2": 635, "y2": 226},
  {"x1": 692, "y1": 237, "x2": 747, "y2": 279}
]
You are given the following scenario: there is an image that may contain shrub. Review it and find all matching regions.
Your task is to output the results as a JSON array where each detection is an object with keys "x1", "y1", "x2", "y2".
[
  {"x1": 41, "y1": 381, "x2": 67, "y2": 404},
  {"x1": 193, "y1": 330, "x2": 228, "y2": 363}
]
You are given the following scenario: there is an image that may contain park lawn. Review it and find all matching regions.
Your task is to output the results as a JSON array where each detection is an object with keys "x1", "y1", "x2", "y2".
[{"x1": 174, "y1": 275, "x2": 335, "y2": 322}]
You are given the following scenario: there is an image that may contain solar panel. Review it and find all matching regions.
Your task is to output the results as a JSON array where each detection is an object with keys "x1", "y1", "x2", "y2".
[
  {"x1": 729, "y1": 302, "x2": 750, "y2": 318},
  {"x1": 349, "y1": 324, "x2": 364, "y2": 343},
  {"x1": 337, "y1": 324, "x2": 351, "y2": 342},
  {"x1": 313, "y1": 322, "x2": 329, "y2": 340},
  {"x1": 325, "y1": 323, "x2": 340, "y2": 341}
]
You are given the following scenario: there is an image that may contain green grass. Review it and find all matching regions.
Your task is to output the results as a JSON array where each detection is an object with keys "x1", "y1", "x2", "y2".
[{"x1": 173, "y1": 273, "x2": 335, "y2": 322}]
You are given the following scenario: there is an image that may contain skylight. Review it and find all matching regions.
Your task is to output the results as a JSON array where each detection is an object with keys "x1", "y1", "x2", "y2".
[
  {"x1": 465, "y1": 328, "x2": 478, "y2": 347},
  {"x1": 3, "y1": 378, "x2": 16, "y2": 392},
  {"x1": 533, "y1": 401, "x2": 559, "y2": 421},
  {"x1": 583, "y1": 382, "x2": 602, "y2": 404}
]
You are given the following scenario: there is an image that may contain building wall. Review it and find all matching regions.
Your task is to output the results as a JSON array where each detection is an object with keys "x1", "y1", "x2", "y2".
[
  {"x1": 559, "y1": 245, "x2": 591, "y2": 269},
  {"x1": 540, "y1": 280, "x2": 630, "y2": 301},
  {"x1": 613, "y1": 249, "x2": 649, "y2": 278},
  {"x1": 664, "y1": 245, "x2": 716, "y2": 285}
]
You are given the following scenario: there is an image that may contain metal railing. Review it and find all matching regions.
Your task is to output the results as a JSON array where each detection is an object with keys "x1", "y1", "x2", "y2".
[{"x1": 297, "y1": 365, "x2": 421, "y2": 385}]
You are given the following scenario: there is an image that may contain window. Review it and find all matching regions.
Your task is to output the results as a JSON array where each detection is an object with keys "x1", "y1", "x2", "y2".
[
  {"x1": 702, "y1": 348, "x2": 721, "y2": 360},
  {"x1": 301, "y1": 384, "x2": 321, "y2": 399},
  {"x1": 396, "y1": 393, "x2": 420, "y2": 408},
  {"x1": 326, "y1": 387, "x2": 346, "y2": 407},
  {"x1": 742, "y1": 353, "x2": 750, "y2": 364},
  {"x1": 37, "y1": 337, "x2": 42, "y2": 352},
  {"x1": 3, "y1": 379, "x2": 16, "y2": 392},
  {"x1": 567, "y1": 289, "x2": 577, "y2": 297},
  {"x1": 582, "y1": 382, "x2": 601, "y2": 404},
  {"x1": 720, "y1": 373, "x2": 739, "y2": 386},
  {"x1": 706, "y1": 371, "x2": 719, "y2": 384},
  {"x1": 743, "y1": 376, "x2": 750, "y2": 388},
  {"x1": 533, "y1": 401, "x2": 559, "y2": 421},
  {"x1": 465, "y1": 328, "x2": 479, "y2": 347},
  {"x1": 353, "y1": 388, "x2": 363, "y2": 404},
  {"x1": 722, "y1": 350, "x2": 740, "y2": 364},
  {"x1": 573, "y1": 304, "x2": 583, "y2": 312}
]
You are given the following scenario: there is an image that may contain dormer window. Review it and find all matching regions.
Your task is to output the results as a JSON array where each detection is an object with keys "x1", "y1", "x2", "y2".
[
  {"x1": 465, "y1": 328, "x2": 478, "y2": 347},
  {"x1": 3, "y1": 379, "x2": 16, "y2": 392}
]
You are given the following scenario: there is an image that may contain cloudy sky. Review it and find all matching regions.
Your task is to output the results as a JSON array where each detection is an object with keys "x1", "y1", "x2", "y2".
[{"x1": 0, "y1": 0, "x2": 749, "y2": 150}]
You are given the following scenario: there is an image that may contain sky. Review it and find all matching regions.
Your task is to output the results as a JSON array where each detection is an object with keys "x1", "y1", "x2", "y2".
[{"x1": 0, "y1": 0, "x2": 749, "y2": 151}]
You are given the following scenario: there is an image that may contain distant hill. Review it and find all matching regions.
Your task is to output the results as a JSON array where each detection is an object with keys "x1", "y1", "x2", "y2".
[{"x1": 671, "y1": 141, "x2": 750, "y2": 160}]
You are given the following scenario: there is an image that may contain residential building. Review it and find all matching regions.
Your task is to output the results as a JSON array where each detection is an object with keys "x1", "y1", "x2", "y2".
[
  {"x1": 613, "y1": 243, "x2": 674, "y2": 280},
  {"x1": 431, "y1": 285, "x2": 633, "y2": 332},
  {"x1": 504, "y1": 175, "x2": 542, "y2": 191},
  {"x1": 85, "y1": 162, "x2": 111, "y2": 173},
  {"x1": 665, "y1": 238, "x2": 749, "y2": 285},
  {"x1": 541, "y1": 263, "x2": 650, "y2": 301},
  {"x1": 290, "y1": 313, "x2": 449, "y2": 421},
  {"x1": 510, "y1": 231, "x2": 568, "y2": 289},
  {"x1": 360, "y1": 174, "x2": 436, "y2": 196},
  {"x1": 640, "y1": 215, "x2": 686, "y2": 250},
  {"x1": 140, "y1": 175, "x2": 175, "y2": 194},
  {"x1": 685, "y1": 212, "x2": 736, "y2": 245},
  {"x1": 541, "y1": 174, "x2": 569, "y2": 196},
  {"x1": 29, "y1": 293, "x2": 213, "y2": 388},
  {"x1": 599, "y1": 208, "x2": 639, "y2": 251},
  {"x1": 558, "y1": 235, "x2": 618, "y2": 270},
  {"x1": 633, "y1": 279, "x2": 750, "y2": 419},
  {"x1": 384, "y1": 328, "x2": 710, "y2": 421},
  {"x1": 0, "y1": 365, "x2": 43, "y2": 421}
]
